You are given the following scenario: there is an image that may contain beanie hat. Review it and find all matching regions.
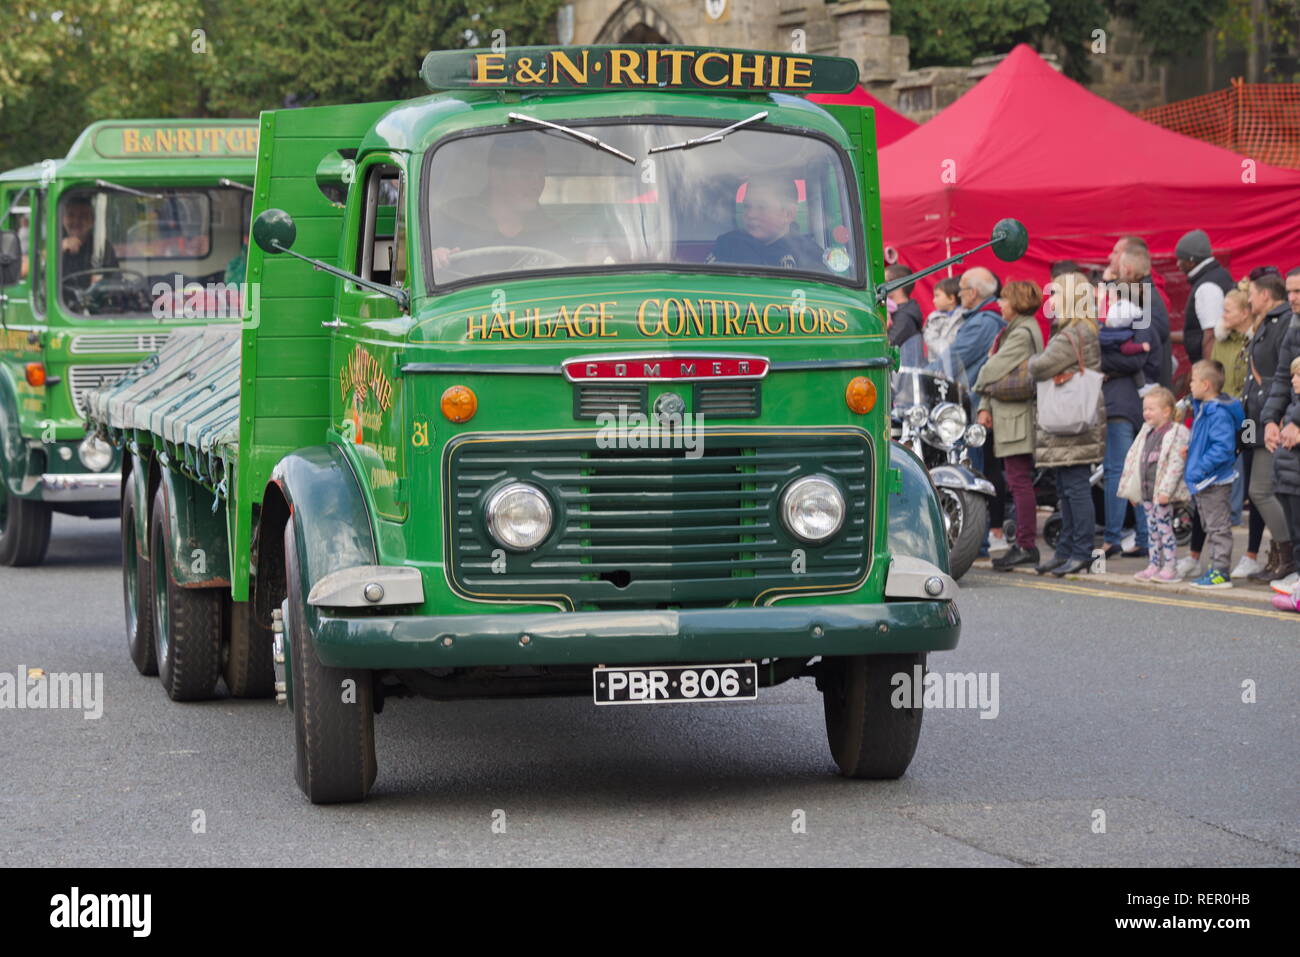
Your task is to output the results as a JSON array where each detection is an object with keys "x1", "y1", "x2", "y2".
[{"x1": 1175, "y1": 229, "x2": 1211, "y2": 262}]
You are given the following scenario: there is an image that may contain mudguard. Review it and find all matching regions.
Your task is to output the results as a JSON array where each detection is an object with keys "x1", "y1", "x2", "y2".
[
  {"x1": 126, "y1": 450, "x2": 150, "y2": 561},
  {"x1": 930, "y1": 463, "x2": 996, "y2": 497},
  {"x1": 272, "y1": 444, "x2": 378, "y2": 610},
  {"x1": 888, "y1": 441, "x2": 950, "y2": 574},
  {"x1": 0, "y1": 370, "x2": 33, "y2": 498},
  {"x1": 157, "y1": 465, "x2": 231, "y2": 587}
]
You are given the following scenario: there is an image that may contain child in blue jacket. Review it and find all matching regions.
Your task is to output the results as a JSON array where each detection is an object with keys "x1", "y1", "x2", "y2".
[{"x1": 1185, "y1": 359, "x2": 1245, "y2": 589}]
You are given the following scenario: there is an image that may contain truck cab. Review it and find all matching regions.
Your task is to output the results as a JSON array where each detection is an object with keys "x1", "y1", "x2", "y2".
[
  {"x1": 90, "y1": 47, "x2": 1019, "y2": 804},
  {"x1": 0, "y1": 119, "x2": 256, "y2": 564}
]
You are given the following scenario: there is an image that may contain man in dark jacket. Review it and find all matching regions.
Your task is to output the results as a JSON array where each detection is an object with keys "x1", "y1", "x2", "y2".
[
  {"x1": 1174, "y1": 229, "x2": 1234, "y2": 367},
  {"x1": 1246, "y1": 271, "x2": 1295, "y2": 582},
  {"x1": 1103, "y1": 236, "x2": 1171, "y2": 387},
  {"x1": 884, "y1": 263, "x2": 924, "y2": 367}
]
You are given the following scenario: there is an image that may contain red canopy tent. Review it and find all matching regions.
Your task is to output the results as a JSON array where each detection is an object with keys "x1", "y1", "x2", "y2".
[
  {"x1": 809, "y1": 86, "x2": 918, "y2": 147},
  {"x1": 879, "y1": 45, "x2": 1300, "y2": 332}
]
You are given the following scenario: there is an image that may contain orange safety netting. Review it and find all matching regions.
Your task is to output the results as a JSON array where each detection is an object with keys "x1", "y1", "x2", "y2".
[{"x1": 1139, "y1": 79, "x2": 1300, "y2": 169}]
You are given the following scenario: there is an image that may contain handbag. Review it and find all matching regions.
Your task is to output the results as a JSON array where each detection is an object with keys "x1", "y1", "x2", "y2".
[
  {"x1": 1036, "y1": 327, "x2": 1104, "y2": 435},
  {"x1": 983, "y1": 357, "x2": 1035, "y2": 402}
]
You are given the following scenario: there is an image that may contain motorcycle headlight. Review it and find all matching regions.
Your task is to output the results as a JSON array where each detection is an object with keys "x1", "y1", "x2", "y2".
[
  {"x1": 905, "y1": 405, "x2": 929, "y2": 429},
  {"x1": 78, "y1": 434, "x2": 114, "y2": 472},
  {"x1": 928, "y1": 403, "x2": 968, "y2": 448},
  {"x1": 485, "y1": 483, "x2": 553, "y2": 551},
  {"x1": 780, "y1": 475, "x2": 846, "y2": 544},
  {"x1": 964, "y1": 423, "x2": 987, "y2": 448}
]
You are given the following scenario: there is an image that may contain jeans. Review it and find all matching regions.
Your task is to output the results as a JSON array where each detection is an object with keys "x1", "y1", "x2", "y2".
[
  {"x1": 1104, "y1": 418, "x2": 1147, "y2": 548},
  {"x1": 1002, "y1": 453, "x2": 1037, "y2": 549},
  {"x1": 1054, "y1": 464, "x2": 1096, "y2": 562}
]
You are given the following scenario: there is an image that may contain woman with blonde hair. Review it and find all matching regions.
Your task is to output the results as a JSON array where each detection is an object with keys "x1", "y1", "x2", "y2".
[{"x1": 1028, "y1": 272, "x2": 1106, "y2": 575}]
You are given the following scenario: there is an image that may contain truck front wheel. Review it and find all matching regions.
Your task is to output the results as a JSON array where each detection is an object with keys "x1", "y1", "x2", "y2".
[
  {"x1": 150, "y1": 485, "x2": 222, "y2": 701},
  {"x1": 0, "y1": 487, "x2": 52, "y2": 567},
  {"x1": 284, "y1": 521, "x2": 376, "y2": 804},
  {"x1": 122, "y1": 478, "x2": 156, "y2": 675},
  {"x1": 820, "y1": 652, "x2": 925, "y2": 779}
]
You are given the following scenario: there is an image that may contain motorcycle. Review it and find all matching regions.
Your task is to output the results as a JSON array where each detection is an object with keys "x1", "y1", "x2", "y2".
[{"x1": 890, "y1": 348, "x2": 994, "y2": 579}]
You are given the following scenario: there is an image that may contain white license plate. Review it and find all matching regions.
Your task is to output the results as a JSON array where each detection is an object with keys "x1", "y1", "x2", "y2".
[{"x1": 592, "y1": 663, "x2": 758, "y2": 706}]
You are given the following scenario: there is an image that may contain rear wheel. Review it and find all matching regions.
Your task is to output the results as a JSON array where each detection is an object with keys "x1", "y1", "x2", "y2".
[
  {"x1": 820, "y1": 653, "x2": 925, "y2": 779},
  {"x1": 0, "y1": 485, "x2": 52, "y2": 567},
  {"x1": 121, "y1": 478, "x2": 156, "y2": 676},
  {"x1": 150, "y1": 484, "x2": 222, "y2": 701},
  {"x1": 222, "y1": 596, "x2": 275, "y2": 698},
  {"x1": 284, "y1": 521, "x2": 376, "y2": 803}
]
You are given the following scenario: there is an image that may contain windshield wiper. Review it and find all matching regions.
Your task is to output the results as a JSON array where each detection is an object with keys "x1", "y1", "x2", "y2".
[
  {"x1": 95, "y1": 179, "x2": 164, "y2": 200},
  {"x1": 649, "y1": 111, "x2": 769, "y2": 154},
  {"x1": 507, "y1": 113, "x2": 636, "y2": 164}
]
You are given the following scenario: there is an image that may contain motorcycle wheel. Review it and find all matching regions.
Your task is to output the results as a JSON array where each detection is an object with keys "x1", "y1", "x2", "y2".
[
  {"x1": 1043, "y1": 513, "x2": 1062, "y2": 550},
  {"x1": 938, "y1": 488, "x2": 987, "y2": 579},
  {"x1": 1172, "y1": 504, "x2": 1193, "y2": 547}
]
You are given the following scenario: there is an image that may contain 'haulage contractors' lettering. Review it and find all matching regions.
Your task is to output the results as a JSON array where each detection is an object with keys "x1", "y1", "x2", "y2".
[
  {"x1": 465, "y1": 298, "x2": 852, "y2": 341},
  {"x1": 473, "y1": 49, "x2": 814, "y2": 90}
]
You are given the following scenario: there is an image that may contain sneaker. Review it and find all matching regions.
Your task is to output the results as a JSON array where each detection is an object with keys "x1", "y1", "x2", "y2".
[
  {"x1": 1133, "y1": 564, "x2": 1160, "y2": 582},
  {"x1": 987, "y1": 532, "x2": 1010, "y2": 555},
  {"x1": 1153, "y1": 566, "x2": 1181, "y2": 583},
  {"x1": 1271, "y1": 592, "x2": 1300, "y2": 612},
  {"x1": 1231, "y1": 555, "x2": 1263, "y2": 579},
  {"x1": 1175, "y1": 556, "x2": 1201, "y2": 579},
  {"x1": 1269, "y1": 571, "x2": 1300, "y2": 595},
  {"x1": 1190, "y1": 568, "x2": 1233, "y2": 590}
]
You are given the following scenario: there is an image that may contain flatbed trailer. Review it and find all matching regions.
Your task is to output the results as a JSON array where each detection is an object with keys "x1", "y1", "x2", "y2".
[{"x1": 88, "y1": 45, "x2": 1026, "y2": 803}]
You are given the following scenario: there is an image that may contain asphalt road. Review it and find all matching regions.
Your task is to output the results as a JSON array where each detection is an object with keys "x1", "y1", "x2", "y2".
[{"x1": 1, "y1": 513, "x2": 1296, "y2": 867}]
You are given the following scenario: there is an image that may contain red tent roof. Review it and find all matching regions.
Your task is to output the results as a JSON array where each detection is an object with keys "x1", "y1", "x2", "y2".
[
  {"x1": 809, "y1": 86, "x2": 918, "y2": 147},
  {"x1": 879, "y1": 44, "x2": 1300, "y2": 289}
]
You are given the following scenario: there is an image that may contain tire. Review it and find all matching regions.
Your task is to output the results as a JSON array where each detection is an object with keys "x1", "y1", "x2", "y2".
[
  {"x1": 1172, "y1": 504, "x2": 1193, "y2": 547},
  {"x1": 0, "y1": 486, "x2": 52, "y2": 567},
  {"x1": 121, "y1": 478, "x2": 156, "y2": 676},
  {"x1": 284, "y1": 521, "x2": 376, "y2": 804},
  {"x1": 938, "y1": 488, "x2": 986, "y2": 579},
  {"x1": 150, "y1": 484, "x2": 222, "y2": 701},
  {"x1": 820, "y1": 653, "x2": 925, "y2": 779},
  {"x1": 223, "y1": 596, "x2": 275, "y2": 698},
  {"x1": 1043, "y1": 513, "x2": 1062, "y2": 550}
]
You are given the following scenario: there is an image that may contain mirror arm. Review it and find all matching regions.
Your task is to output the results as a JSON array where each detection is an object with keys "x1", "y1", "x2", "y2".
[
  {"x1": 874, "y1": 236, "x2": 1002, "y2": 303},
  {"x1": 269, "y1": 240, "x2": 409, "y2": 312}
]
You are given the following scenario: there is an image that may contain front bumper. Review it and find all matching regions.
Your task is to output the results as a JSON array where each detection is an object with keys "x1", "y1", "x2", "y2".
[
  {"x1": 313, "y1": 599, "x2": 960, "y2": 670},
  {"x1": 38, "y1": 471, "x2": 121, "y2": 503}
]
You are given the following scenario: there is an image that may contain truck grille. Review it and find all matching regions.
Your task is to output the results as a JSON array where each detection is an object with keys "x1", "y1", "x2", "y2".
[
  {"x1": 573, "y1": 383, "x2": 647, "y2": 419},
  {"x1": 69, "y1": 365, "x2": 134, "y2": 417},
  {"x1": 694, "y1": 381, "x2": 761, "y2": 417},
  {"x1": 445, "y1": 429, "x2": 871, "y2": 610},
  {"x1": 70, "y1": 333, "x2": 170, "y2": 355}
]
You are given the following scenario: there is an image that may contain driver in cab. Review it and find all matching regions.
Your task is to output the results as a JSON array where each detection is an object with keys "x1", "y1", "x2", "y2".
[
  {"x1": 431, "y1": 137, "x2": 558, "y2": 272},
  {"x1": 707, "y1": 177, "x2": 825, "y2": 272},
  {"x1": 60, "y1": 195, "x2": 119, "y2": 302}
]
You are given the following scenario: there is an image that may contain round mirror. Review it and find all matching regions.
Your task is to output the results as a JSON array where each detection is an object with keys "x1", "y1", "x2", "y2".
[
  {"x1": 252, "y1": 208, "x2": 296, "y2": 254},
  {"x1": 990, "y1": 218, "x2": 1028, "y2": 262}
]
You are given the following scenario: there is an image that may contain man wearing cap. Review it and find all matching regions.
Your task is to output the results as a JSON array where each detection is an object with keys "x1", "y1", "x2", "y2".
[{"x1": 1174, "y1": 229, "x2": 1234, "y2": 366}]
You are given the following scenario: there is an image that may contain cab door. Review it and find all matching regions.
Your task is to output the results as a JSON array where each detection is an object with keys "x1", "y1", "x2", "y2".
[
  {"x1": 0, "y1": 183, "x2": 47, "y2": 482},
  {"x1": 334, "y1": 155, "x2": 409, "y2": 523}
]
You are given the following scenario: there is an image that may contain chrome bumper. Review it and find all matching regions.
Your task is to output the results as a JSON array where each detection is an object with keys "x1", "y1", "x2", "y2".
[{"x1": 38, "y1": 472, "x2": 121, "y2": 502}]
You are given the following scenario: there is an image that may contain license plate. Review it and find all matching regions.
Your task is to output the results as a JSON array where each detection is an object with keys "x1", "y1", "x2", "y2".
[{"x1": 592, "y1": 663, "x2": 758, "y2": 706}]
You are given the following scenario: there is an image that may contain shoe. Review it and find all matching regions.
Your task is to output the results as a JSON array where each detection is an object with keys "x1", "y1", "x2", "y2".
[
  {"x1": 1035, "y1": 557, "x2": 1067, "y2": 575},
  {"x1": 1153, "y1": 566, "x2": 1181, "y2": 583},
  {"x1": 1051, "y1": 558, "x2": 1091, "y2": 577},
  {"x1": 1175, "y1": 556, "x2": 1202, "y2": 580},
  {"x1": 1190, "y1": 568, "x2": 1233, "y2": 589},
  {"x1": 1231, "y1": 554, "x2": 1264, "y2": 579},
  {"x1": 1271, "y1": 592, "x2": 1300, "y2": 612},
  {"x1": 992, "y1": 545, "x2": 1039, "y2": 570},
  {"x1": 987, "y1": 534, "x2": 1010, "y2": 555},
  {"x1": 1248, "y1": 541, "x2": 1282, "y2": 582},
  {"x1": 1122, "y1": 546, "x2": 1149, "y2": 559},
  {"x1": 1269, "y1": 571, "x2": 1299, "y2": 595},
  {"x1": 1102, "y1": 544, "x2": 1123, "y2": 558},
  {"x1": 1133, "y1": 564, "x2": 1160, "y2": 581}
]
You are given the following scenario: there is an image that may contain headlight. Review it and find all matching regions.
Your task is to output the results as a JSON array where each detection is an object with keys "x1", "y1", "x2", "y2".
[
  {"x1": 905, "y1": 405, "x2": 929, "y2": 429},
  {"x1": 78, "y1": 434, "x2": 113, "y2": 472},
  {"x1": 964, "y1": 423, "x2": 987, "y2": 448},
  {"x1": 485, "y1": 483, "x2": 553, "y2": 551},
  {"x1": 928, "y1": 402, "x2": 968, "y2": 448},
  {"x1": 780, "y1": 475, "x2": 845, "y2": 544}
]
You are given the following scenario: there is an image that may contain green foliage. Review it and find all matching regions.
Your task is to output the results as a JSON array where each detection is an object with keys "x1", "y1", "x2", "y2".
[
  {"x1": 0, "y1": 0, "x2": 562, "y2": 170},
  {"x1": 1106, "y1": 0, "x2": 1230, "y2": 60}
]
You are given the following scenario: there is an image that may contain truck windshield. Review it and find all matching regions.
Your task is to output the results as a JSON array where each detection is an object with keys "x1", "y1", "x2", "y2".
[
  {"x1": 426, "y1": 122, "x2": 860, "y2": 287},
  {"x1": 56, "y1": 185, "x2": 252, "y2": 319}
]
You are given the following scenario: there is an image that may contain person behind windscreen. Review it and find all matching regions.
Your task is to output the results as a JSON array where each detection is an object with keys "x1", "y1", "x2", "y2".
[
  {"x1": 1184, "y1": 359, "x2": 1245, "y2": 590},
  {"x1": 1028, "y1": 272, "x2": 1105, "y2": 577},
  {"x1": 708, "y1": 176, "x2": 825, "y2": 272}
]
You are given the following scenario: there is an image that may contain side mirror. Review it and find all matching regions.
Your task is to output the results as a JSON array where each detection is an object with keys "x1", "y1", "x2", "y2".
[
  {"x1": 252, "y1": 208, "x2": 297, "y2": 254},
  {"x1": 990, "y1": 218, "x2": 1028, "y2": 262},
  {"x1": 0, "y1": 230, "x2": 21, "y2": 286}
]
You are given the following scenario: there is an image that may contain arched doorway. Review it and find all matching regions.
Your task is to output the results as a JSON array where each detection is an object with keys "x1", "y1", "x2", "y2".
[{"x1": 594, "y1": 0, "x2": 683, "y2": 45}]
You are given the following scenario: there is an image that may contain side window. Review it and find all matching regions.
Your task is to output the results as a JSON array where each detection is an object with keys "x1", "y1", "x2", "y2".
[
  {"x1": 31, "y1": 191, "x2": 45, "y2": 315},
  {"x1": 356, "y1": 164, "x2": 405, "y2": 288},
  {"x1": 0, "y1": 187, "x2": 31, "y2": 288}
]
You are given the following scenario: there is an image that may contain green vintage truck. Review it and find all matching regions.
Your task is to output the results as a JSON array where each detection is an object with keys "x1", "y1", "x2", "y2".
[
  {"x1": 0, "y1": 119, "x2": 256, "y2": 565},
  {"x1": 88, "y1": 45, "x2": 1025, "y2": 803}
]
